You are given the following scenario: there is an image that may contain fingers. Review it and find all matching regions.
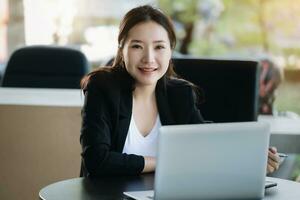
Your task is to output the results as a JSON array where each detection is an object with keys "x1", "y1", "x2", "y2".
[
  {"x1": 267, "y1": 150, "x2": 280, "y2": 174},
  {"x1": 267, "y1": 163, "x2": 275, "y2": 174},
  {"x1": 267, "y1": 161, "x2": 279, "y2": 174},
  {"x1": 269, "y1": 146, "x2": 277, "y2": 154},
  {"x1": 268, "y1": 150, "x2": 280, "y2": 163},
  {"x1": 268, "y1": 158, "x2": 279, "y2": 171}
]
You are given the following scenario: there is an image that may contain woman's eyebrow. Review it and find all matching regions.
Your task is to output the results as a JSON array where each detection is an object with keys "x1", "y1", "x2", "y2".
[
  {"x1": 130, "y1": 40, "x2": 143, "y2": 43},
  {"x1": 153, "y1": 40, "x2": 167, "y2": 43},
  {"x1": 130, "y1": 40, "x2": 167, "y2": 43}
]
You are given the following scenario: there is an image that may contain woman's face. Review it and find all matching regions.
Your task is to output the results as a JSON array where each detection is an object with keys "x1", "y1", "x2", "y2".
[{"x1": 122, "y1": 21, "x2": 172, "y2": 87}]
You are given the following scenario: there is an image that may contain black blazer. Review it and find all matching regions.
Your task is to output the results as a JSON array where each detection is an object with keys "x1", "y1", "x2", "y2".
[{"x1": 80, "y1": 68, "x2": 204, "y2": 177}]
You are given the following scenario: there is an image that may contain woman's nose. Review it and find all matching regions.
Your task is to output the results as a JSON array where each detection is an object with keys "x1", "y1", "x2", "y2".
[{"x1": 142, "y1": 48, "x2": 155, "y2": 63}]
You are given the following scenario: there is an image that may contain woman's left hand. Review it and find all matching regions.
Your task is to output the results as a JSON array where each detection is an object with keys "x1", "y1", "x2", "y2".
[{"x1": 267, "y1": 147, "x2": 280, "y2": 174}]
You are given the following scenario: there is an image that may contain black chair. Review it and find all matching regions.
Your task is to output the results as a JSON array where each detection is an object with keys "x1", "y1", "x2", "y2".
[
  {"x1": 172, "y1": 57, "x2": 260, "y2": 123},
  {"x1": 1, "y1": 45, "x2": 90, "y2": 88}
]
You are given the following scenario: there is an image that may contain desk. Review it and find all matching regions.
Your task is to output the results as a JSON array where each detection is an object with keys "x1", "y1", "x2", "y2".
[
  {"x1": 0, "y1": 88, "x2": 83, "y2": 200},
  {"x1": 39, "y1": 174, "x2": 300, "y2": 200},
  {"x1": 259, "y1": 115, "x2": 300, "y2": 153},
  {"x1": 0, "y1": 87, "x2": 83, "y2": 106}
]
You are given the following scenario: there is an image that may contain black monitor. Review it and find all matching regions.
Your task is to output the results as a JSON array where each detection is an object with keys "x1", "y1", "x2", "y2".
[{"x1": 172, "y1": 57, "x2": 260, "y2": 123}]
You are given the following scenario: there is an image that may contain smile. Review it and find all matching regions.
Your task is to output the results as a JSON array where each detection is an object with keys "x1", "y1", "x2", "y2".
[{"x1": 138, "y1": 67, "x2": 158, "y2": 72}]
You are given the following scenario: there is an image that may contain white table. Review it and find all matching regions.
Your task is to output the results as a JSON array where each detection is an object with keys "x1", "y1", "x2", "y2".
[{"x1": 0, "y1": 87, "x2": 83, "y2": 107}]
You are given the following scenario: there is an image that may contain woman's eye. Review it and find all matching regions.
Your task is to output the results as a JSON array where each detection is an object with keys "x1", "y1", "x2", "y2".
[
  {"x1": 131, "y1": 45, "x2": 142, "y2": 49},
  {"x1": 156, "y1": 45, "x2": 165, "y2": 50}
]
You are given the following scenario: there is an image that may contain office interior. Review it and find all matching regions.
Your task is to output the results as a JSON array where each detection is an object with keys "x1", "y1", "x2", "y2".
[{"x1": 1, "y1": 0, "x2": 300, "y2": 200}]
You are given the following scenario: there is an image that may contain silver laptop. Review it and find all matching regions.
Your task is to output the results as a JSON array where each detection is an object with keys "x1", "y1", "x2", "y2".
[{"x1": 124, "y1": 122, "x2": 270, "y2": 200}]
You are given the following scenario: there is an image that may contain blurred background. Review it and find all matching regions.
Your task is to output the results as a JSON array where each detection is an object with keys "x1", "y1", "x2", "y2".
[
  {"x1": 1, "y1": 0, "x2": 300, "y2": 113},
  {"x1": 1, "y1": 0, "x2": 300, "y2": 180}
]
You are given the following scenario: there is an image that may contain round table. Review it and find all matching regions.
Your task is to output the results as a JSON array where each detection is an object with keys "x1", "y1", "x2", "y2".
[{"x1": 39, "y1": 174, "x2": 300, "y2": 200}]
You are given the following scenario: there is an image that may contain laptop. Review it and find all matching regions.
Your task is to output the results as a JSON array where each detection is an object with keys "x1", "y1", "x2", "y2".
[{"x1": 124, "y1": 122, "x2": 270, "y2": 200}]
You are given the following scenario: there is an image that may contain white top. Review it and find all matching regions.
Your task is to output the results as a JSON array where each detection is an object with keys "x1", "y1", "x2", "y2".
[{"x1": 122, "y1": 115, "x2": 161, "y2": 157}]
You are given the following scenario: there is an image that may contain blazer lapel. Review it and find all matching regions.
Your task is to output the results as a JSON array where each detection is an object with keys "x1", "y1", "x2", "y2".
[{"x1": 115, "y1": 86, "x2": 132, "y2": 152}]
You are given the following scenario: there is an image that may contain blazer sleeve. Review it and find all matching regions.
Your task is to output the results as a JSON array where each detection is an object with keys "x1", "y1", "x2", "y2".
[
  {"x1": 167, "y1": 82, "x2": 205, "y2": 124},
  {"x1": 80, "y1": 82, "x2": 144, "y2": 177},
  {"x1": 187, "y1": 86, "x2": 205, "y2": 124}
]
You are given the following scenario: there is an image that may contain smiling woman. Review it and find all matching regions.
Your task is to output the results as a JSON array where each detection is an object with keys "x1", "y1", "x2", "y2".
[
  {"x1": 122, "y1": 21, "x2": 172, "y2": 87},
  {"x1": 79, "y1": 5, "x2": 205, "y2": 177},
  {"x1": 79, "y1": 5, "x2": 280, "y2": 178}
]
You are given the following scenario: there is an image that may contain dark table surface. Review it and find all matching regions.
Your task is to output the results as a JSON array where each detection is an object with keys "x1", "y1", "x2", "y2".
[{"x1": 39, "y1": 173, "x2": 300, "y2": 200}]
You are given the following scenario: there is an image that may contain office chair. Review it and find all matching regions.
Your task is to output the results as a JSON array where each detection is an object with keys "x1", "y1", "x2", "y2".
[
  {"x1": 172, "y1": 57, "x2": 260, "y2": 123},
  {"x1": 1, "y1": 45, "x2": 90, "y2": 88}
]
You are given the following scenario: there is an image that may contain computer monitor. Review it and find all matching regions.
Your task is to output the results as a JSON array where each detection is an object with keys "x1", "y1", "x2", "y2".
[{"x1": 172, "y1": 57, "x2": 259, "y2": 122}]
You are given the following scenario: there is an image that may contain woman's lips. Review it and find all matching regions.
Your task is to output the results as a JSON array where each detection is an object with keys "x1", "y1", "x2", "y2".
[{"x1": 138, "y1": 67, "x2": 158, "y2": 72}]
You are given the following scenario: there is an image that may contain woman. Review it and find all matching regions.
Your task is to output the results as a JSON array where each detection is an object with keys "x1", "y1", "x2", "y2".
[{"x1": 80, "y1": 5, "x2": 279, "y2": 177}]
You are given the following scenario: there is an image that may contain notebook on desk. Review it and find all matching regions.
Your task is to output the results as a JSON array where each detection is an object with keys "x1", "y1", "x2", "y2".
[{"x1": 124, "y1": 122, "x2": 271, "y2": 200}]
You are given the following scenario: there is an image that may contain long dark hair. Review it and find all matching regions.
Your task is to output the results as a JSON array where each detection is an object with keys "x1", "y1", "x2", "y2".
[{"x1": 81, "y1": 5, "x2": 178, "y2": 89}]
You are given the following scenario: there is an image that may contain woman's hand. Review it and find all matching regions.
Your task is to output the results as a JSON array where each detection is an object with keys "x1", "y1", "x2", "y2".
[
  {"x1": 142, "y1": 156, "x2": 156, "y2": 173},
  {"x1": 267, "y1": 147, "x2": 280, "y2": 174}
]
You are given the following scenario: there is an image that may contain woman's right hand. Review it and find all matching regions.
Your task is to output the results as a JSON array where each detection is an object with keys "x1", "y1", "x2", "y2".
[{"x1": 142, "y1": 156, "x2": 156, "y2": 173}]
